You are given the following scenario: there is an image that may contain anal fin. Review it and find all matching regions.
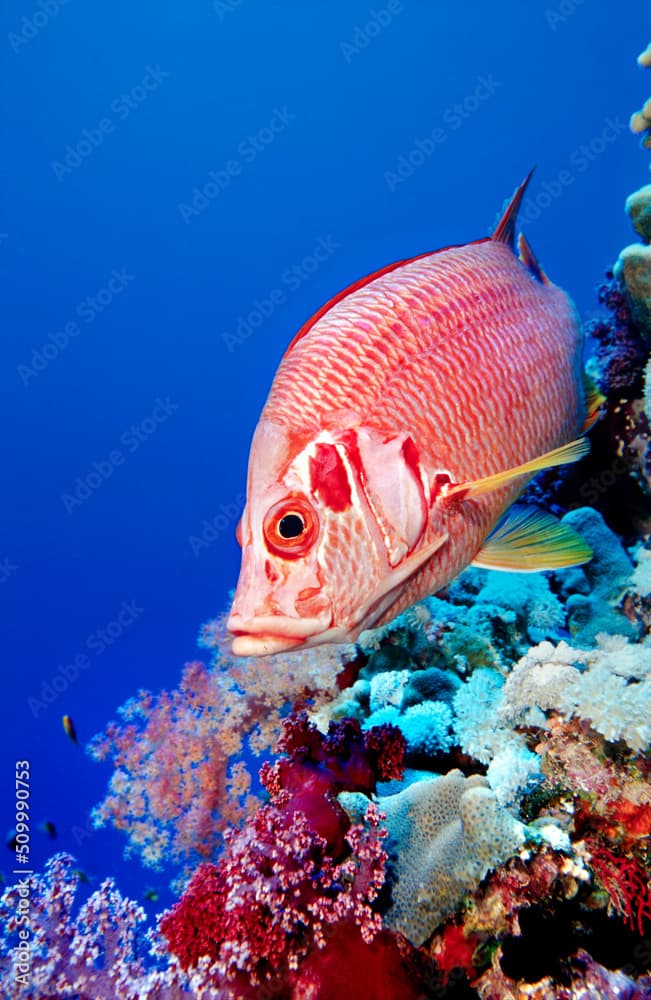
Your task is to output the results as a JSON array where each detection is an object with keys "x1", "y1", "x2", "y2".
[{"x1": 472, "y1": 506, "x2": 592, "y2": 572}]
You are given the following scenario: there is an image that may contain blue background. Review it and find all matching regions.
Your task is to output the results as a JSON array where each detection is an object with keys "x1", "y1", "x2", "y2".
[{"x1": 2, "y1": 0, "x2": 650, "y2": 911}]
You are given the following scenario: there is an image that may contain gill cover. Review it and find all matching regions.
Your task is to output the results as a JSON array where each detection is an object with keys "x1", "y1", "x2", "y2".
[{"x1": 228, "y1": 422, "x2": 447, "y2": 653}]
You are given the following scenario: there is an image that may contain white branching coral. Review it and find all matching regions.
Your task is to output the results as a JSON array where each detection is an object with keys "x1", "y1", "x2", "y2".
[
  {"x1": 452, "y1": 668, "x2": 539, "y2": 804},
  {"x1": 500, "y1": 635, "x2": 651, "y2": 752},
  {"x1": 486, "y1": 746, "x2": 541, "y2": 808},
  {"x1": 453, "y1": 668, "x2": 513, "y2": 764},
  {"x1": 630, "y1": 541, "x2": 651, "y2": 596}
]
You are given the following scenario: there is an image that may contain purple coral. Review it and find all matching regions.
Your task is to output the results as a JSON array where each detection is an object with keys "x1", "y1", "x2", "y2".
[{"x1": 0, "y1": 853, "x2": 190, "y2": 998}]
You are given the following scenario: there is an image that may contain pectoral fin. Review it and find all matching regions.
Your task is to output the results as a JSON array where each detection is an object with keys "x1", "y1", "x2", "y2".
[
  {"x1": 445, "y1": 437, "x2": 590, "y2": 501},
  {"x1": 472, "y1": 506, "x2": 592, "y2": 571}
]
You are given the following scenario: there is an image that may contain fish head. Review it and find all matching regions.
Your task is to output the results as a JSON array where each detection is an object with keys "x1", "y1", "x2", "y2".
[{"x1": 228, "y1": 419, "x2": 445, "y2": 656}]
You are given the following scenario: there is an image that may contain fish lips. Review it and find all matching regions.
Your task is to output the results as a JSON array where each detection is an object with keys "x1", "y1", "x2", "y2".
[{"x1": 227, "y1": 613, "x2": 330, "y2": 657}]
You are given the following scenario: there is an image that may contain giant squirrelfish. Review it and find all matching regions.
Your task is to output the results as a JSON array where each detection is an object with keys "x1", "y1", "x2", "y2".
[{"x1": 228, "y1": 174, "x2": 597, "y2": 656}]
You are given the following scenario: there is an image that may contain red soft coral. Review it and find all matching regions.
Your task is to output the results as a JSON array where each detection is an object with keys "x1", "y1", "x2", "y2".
[
  {"x1": 160, "y1": 803, "x2": 389, "y2": 995},
  {"x1": 588, "y1": 844, "x2": 651, "y2": 936},
  {"x1": 261, "y1": 713, "x2": 405, "y2": 853}
]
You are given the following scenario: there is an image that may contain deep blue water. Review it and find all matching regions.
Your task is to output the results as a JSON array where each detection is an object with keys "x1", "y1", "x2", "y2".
[{"x1": 2, "y1": 0, "x2": 650, "y2": 912}]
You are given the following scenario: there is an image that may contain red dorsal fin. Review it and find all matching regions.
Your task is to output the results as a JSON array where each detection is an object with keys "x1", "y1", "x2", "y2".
[
  {"x1": 492, "y1": 169, "x2": 535, "y2": 249},
  {"x1": 283, "y1": 251, "x2": 433, "y2": 358},
  {"x1": 517, "y1": 232, "x2": 548, "y2": 284}
]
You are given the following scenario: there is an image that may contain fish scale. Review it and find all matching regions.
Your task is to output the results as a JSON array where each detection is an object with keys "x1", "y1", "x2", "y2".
[
  {"x1": 266, "y1": 242, "x2": 581, "y2": 483},
  {"x1": 229, "y1": 177, "x2": 591, "y2": 656}
]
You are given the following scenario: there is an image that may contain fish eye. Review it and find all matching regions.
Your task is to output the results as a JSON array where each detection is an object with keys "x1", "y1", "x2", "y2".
[
  {"x1": 278, "y1": 513, "x2": 305, "y2": 538},
  {"x1": 263, "y1": 496, "x2": 319, "y2": 558}
]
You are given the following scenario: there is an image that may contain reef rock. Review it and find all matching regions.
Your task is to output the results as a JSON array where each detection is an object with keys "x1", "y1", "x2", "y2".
[{"x1": 559, "y1": 506, "x2": 636, "y2": 646}]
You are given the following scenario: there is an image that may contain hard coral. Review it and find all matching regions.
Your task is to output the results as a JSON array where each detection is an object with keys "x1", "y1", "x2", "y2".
[
  {"x1": 615, "y1": 244, "x2": 651, "y2": 339},
  {"x1": 558, "y1": 506, "x2": 636, "y2": 646},
  {"x1": 626, "y1": 184, "x2": 651, "y2": 244},
  {"x1": 379, "y1": 770, "x2": 525, "y2": 945}
]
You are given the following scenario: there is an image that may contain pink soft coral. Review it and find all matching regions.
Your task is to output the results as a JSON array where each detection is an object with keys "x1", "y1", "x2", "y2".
[
  {"x1": 159, "y1": 713, "x2": 409, "y2": 995},
  {"x1": 160, "y1": 803, "x2": 390, "y2": 995},
  {"x1": 88, "y1": 613, "x2": 347, "y2": 872}
]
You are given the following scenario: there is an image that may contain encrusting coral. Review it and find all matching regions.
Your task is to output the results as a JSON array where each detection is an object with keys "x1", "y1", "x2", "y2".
[{"x1": 367, "y1": 770, "x2": 524, "y2": 946}]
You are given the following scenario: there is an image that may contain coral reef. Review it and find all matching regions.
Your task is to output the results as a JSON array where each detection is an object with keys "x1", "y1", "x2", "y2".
[
  {"x1": 160, "y1": 806, "x2": 390, "y2": 996},
  {"x1": 159, "y1": 716, "x2": 421, "y2": 998},
  {"x1": 5, "y1": 41, "x2": 651, "y2": 1000},
  {"x1": 374, "y1": 770, "x2": 525, "y2": 945},
  {"x1": 71, "y1": 483, "x2": 650, "y2": 995},
  {"x1": 0, "y1": 853, "x2": 192, "y2": 998},
  {"x1": 87, "y1": 618, "x2": 348, "y2": 874}
]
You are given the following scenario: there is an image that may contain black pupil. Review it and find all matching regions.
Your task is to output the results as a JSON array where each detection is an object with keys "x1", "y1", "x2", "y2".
[{"x1": 278, "y1": 513, "x2": 305, "y2": 539}]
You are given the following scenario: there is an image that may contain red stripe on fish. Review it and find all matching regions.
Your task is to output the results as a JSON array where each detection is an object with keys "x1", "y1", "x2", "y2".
[
  {"x1": 309, "y1": 442, "x2": 352, "y2": 512},
  {"x1": 401, "y1": 437, "x2": 422, "y2": 489}
]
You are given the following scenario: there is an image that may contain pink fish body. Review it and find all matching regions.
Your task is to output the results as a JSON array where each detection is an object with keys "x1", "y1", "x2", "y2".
[{"x1": 228, "y1": 176, "x2": 593, "y2": 656}]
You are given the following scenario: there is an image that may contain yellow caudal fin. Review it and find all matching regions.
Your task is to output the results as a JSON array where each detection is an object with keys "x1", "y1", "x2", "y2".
[
  {"x1": 472, "y1": 506, "x2": 592, "y2": 571},
  {"x1": 445, "y1": 437, "x2": 590, "y2": 501},
  {"x1": 582, "y1": 371, "x2": 606, "y2": 432}
]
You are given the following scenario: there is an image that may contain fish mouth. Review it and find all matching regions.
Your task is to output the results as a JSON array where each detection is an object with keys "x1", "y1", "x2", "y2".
[
  {"x1": 227, "y1": 614, "x2": 328, "y2": 658},
  {"x1": 230, "y1": 632, "x2": 305, "y2": 656}
]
